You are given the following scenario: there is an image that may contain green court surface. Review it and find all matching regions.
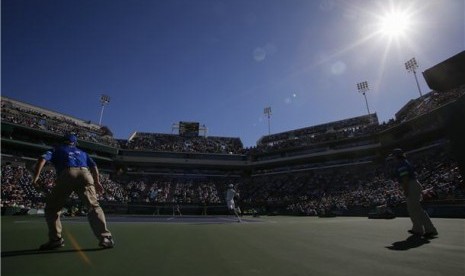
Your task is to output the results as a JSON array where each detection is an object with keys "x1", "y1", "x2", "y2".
[{"x1": 2, "y1": 216, "x2": 464, "y2": 276}]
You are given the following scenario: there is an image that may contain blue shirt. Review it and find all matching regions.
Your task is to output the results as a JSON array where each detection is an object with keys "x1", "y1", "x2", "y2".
[
  {"x1": 395, "y1": 159, "x2": 416, "y2": 182},
  {"x1": 41, "y1": 145, "x2": 96, "y2": 174}
]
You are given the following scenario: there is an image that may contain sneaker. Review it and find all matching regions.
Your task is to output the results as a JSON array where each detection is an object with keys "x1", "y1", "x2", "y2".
[
  {"x1": 408, "y1": 230, "x2": 423, "y2": 236},
  {"x1": 39, "y1": 238, "x2": 64, "y2": 250},
  {"x1": 423, "y1": 231, "x2": 438, "y2": 239},
  {"x1": 99, "y1": 236, "x2": 115, "y2": 249}
]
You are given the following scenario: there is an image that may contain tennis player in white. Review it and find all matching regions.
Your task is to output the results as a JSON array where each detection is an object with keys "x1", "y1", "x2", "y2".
[{"x1": 226, "y1": 184, "x2": 241, "y2": 222}]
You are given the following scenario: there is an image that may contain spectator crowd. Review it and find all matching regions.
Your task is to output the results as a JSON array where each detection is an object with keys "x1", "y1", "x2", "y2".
[
  {"x1": 119, "y1": 132, "x2": 245, "y2": 154},
  {"x1": 2, "y1": 152, "x2": 463, "y2": 216},
  {"x1": 1, "y1": 98, "x2": 118, "y2": 147}
]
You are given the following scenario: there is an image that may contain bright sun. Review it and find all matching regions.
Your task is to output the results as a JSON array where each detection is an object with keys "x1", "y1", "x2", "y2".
[{"x1": 379, "y1": 10, "x2": 411, "y2": 37}]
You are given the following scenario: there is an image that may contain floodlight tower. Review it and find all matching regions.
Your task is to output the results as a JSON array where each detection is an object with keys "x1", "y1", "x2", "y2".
[
  {"x1": 356, "y1": 81, "x2": 371, "y2": 115},
  {"x1": 264, "y1": 106, "x2": 272, "y2": 135},
  {"x1": 405, "y1": 57, "x2": 423, "y2": 97},
  {"x1": 99, "y1": 94, "x2": 110, "y2": 126}
]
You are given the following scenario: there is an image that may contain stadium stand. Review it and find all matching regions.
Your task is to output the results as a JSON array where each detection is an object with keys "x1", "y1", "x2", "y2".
[
  {"x1": 1, "y1": 140, "x2": 463, "y2": 216},
  {"x1": 395, "y1": 85, "x2": 465, "y2": 123},
  {"x1": 2, "y1": 57, "x2": 465, "y2": 217},
  {"x1": 119, "y1": 132, "x2": 245, "y2": 154},
  {"x1": 1, "y1": 97, "x2": 119, "y2": 147}
]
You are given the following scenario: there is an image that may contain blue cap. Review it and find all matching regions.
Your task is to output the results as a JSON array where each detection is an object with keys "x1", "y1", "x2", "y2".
[
  {"x1": 64, "y1": 134, "x2": 78, "y2": 143},
  {"x1": 392, "y1": 148, "x2": 405, "y2": 158}
]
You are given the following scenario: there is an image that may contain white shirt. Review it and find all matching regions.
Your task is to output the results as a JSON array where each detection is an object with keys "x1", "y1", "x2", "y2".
[{"x1": 226, "y1": 188, "x2": 236, "y2": 201}]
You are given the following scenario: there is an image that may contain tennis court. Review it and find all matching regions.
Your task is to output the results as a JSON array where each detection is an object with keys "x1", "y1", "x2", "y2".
[{"x1": 2, "y1": 215, "x2": 464, "y2": 276}]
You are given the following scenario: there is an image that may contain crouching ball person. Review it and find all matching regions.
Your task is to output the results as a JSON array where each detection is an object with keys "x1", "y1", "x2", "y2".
[
  {"x1": 32, "y1": 134, "x2": 115, "y2": 250},
  {"x1": 392, "y1": 148, "x2": 438, "y2": 238}
]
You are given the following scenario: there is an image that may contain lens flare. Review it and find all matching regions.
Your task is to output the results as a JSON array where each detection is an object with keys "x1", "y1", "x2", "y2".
[{"x1": 64, "y1": 230, "x2": 93, "y2": 266}]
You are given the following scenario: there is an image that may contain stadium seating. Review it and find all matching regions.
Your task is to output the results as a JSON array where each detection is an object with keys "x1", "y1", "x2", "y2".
[{"x1": 1, "y1": 86, "x2": 464, "y2": 216}]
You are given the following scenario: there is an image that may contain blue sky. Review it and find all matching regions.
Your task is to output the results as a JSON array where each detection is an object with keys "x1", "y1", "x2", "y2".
[{"x1": 2, "y1": 0, "x2": 464, "y2": 147}]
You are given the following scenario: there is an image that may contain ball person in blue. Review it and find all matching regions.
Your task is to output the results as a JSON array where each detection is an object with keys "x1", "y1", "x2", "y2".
[
  {"x1": 32, "y1": 133, "x2": 114, "y2": 250},
  {"x1": 392, "y1": 148, "x2": 438, "y2": 238}
]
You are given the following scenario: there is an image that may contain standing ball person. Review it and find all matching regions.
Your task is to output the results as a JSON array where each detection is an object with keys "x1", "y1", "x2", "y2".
[
  {"x1": 392, "y1": 148, "x2": 438, "y2": 238},
  {"x1": 32, "y1": 133, "x2": 114, "y2": 250}
]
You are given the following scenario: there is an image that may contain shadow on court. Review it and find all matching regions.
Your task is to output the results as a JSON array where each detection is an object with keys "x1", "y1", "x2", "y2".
[
  {"x1": 1, "y1": 247, "x2": 105, "y2": 258},
  {"x1": 386, "y1": 234, "x2": 435, "y2": 251}
]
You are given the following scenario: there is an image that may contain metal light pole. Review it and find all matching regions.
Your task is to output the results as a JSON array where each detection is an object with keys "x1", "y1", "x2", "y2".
[
  {"x1": 99, "y1": 94, "x2": 110, "y2": 126},
  {"x1": 405, "y1": 57, "x2": 423, "y2": 97},
  {"x1": 264, "y1": 106, "x2": 272, "y2": 135},
  {"x1": 357, "y1": 81, "x2": 371, "y2": 115}
]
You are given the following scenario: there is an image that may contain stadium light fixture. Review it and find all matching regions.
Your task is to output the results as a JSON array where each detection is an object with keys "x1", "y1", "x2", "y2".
[
  {"x1": 405, "y1": 57, "x2": 423, "y2": 97},
  {"x1": 356, "y1": 81, "x2": 371, "y2": 115},
  {"x1": 264, "y1": 106, "x2": 272, "y2": 135},
  {"x1": 99, "y1": 94, "x2": 111, "y2": 126}
]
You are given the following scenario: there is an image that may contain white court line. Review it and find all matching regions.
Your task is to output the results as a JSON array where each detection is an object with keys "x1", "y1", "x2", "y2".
[{"x1": 218, "y1": 217, "x2": 240, "y2": 222}]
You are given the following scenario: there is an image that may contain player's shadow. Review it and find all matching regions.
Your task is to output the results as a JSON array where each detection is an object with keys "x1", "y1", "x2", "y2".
[
  {"x1": 1, "y1": 247, "x2": 105, "y2": 258},
  {"x1": 386, "y1": 234, "x2": 432, "y2": 251}
]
